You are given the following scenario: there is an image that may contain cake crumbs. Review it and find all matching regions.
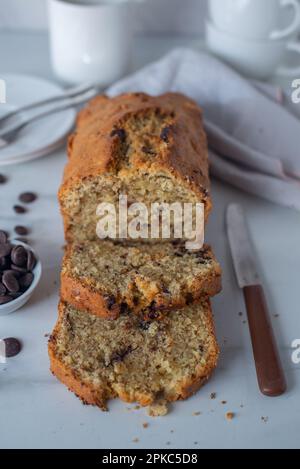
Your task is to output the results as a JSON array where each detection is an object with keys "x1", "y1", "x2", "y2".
[
  {"x1": 194, "y1": 442, "x2": 199, "y2": 445},
  {"x1": 142, "y1": 422, "x2": 149, "y2": 429},
  {"x1": 221, "y1": 400, "x2": 227, "y2": 405},
  {"x1": 210, "y1": 392, "x2": 216, "y2": 399},
  {"x1": 273, "y1": 314, "x2": 280, "y2": 318},
  {"x1": 132, "y1": 438, "x2": 139, "y2": 443},
  {"x1": 134, "y1": 405, "x2": 140, "y2": 410},
  {"x1": 261, "y1": 416, "x2": 269, "y2": 423},
  {"x1": 44, "y1": 333, "x2": 50, "y2": 338},
  {"x1": 238, "y1": 312, "x2": 243, "y2": 317},
  {"x1": 193, "y1": 411, "x2": 201, "y2": 416},
  {"x1": 226, "y1": 412, "x2": 235, "y2": 421},
  {"x1": 148, "y1": 400, "x2": 168, "y2": 417}
]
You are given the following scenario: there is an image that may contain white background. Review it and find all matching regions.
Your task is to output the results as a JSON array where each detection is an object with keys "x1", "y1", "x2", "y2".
[{"x1": 0, "y1": 0, "x2": 208, "y2": 34}]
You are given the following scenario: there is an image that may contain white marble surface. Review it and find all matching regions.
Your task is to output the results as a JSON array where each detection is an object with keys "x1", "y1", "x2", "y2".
[{"x1": 0, "y1": 32, "x2": 300, "y2": 449}]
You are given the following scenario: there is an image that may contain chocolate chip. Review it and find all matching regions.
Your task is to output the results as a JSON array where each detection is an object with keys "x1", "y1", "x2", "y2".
[
  {"x1": 0, "y1": 257, "x2": 9, "y2": 271},
  {"x1": 186, "y1": 293, "x2": 194, "y2": 305},
  {"x1": 11, "y1": 264, "x2": 28, "y2": 274},
  {"x1": 9, "y1": 292, "x2": 23, "y2": 299},
  {"x1": 0, "y1": 243, "x2": 12, "y2": 257},
  {"x1": 14, "y1": 226, "x2": 29, "y2": 236},
  {"x1": 27, "y1": 250, "x2": 36, "y2": 271},
  {"x1": 0, "y1": 174, "x2": 7, "y2": 184},
  {"x1": 109, "y1": 345, "x2": 134, "y2": 366},
  {"x1": 160, "y1": 126, "x2": 172, "y2": 143},
  {"x1": 13, "y1": 205, "x2": 27, "y2": 214},
  {"x1": 2, "y1": 271, "x2": 19, "y2": 293},
  {"x1": 110, "y1": 128, "x2": 126, "y2": 142},
  {"x1": 141, "y1": 146, "x2": 156, "y2": 156},
  {"x1": 120, "y1": 302, "x2": 130, "y2": 315},
  {"x1": 4, "y1": 269, "x2": 22, "y2": 279},
  {"x1": 0, "y1": 283, "x2": 6, "y2": 296},
  {"x1": 19, "y1": 272, "x2": 34, "y2": 290},
  {"x1": 0, "y1": 295, "x2": 12, "y2": 305},
  {"x1": 19, "y1": 192, "x2": 37, "y2": 204},
  {"x1": 139, "y1": 320, "x2": 151, "y2": 331},
  {"x1": 0, "y1": 230, "x2": 8, "y2": 244},
  {"x1": 105, "y1": 295, "x2": 116, "y2": 310},
  {"x1": 3, "y1": 338, "x2": 22, "y2": 357},
  {"x1": 11, "y1": 245, "x2": 27, "y2": 267},
  {"x1": 148, "y1": 310, "x2": 159, "y2": 320}
]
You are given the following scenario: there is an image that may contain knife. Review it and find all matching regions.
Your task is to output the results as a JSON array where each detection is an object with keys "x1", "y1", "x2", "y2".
[{"x1": 226, "y1": 203, "x2": 286, "y2": 397}]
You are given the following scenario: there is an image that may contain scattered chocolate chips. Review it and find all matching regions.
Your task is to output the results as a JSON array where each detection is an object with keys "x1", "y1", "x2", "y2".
[
  {"x1": 0, "y1": 230, "x2": 8, "y2": 244},
  {"x1": 0, "y1": 174, "x2": 7, "y2": 184},
  {"x1": 19, "y1": 192, "x2": 37, "y2": 204},
  {"x1": 110, "y1": 128, "x2": 126, "y2": 142},
  {"x1": 14, "y1": 226, "x2": 29, "y2": 236},
  {"x1": 3, "y1": 338, "x2": 22, "y2": 358},
  {"x1": 13, "y1": 205, "x2": 27, "y2": 214}
]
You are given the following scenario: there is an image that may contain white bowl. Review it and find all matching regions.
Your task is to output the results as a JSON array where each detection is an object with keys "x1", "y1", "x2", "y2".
[{"x1": 0, "y1": 241, "x2": 42, "y2": 316}]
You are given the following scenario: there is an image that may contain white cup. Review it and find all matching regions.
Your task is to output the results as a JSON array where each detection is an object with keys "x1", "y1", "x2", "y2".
[
  {"x1": 208, "y1": 0, "x2": 300, "y2": 40},
  {"x1": 48, "y1": 0, "x2": 135, "y2": 86},
  {"x1": 205, "y1": 20, "x2": 300, "y2": 79}
]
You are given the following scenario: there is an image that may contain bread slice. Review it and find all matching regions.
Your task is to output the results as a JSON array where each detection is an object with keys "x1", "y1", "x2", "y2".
[
  {"x1": 59, "y1": 92, "x2": 211, "y2": 244},
  {"x1": 49, "y1": 300, "x2": 219, "y2": 412},
  {"x1": 61, "y1": 240, "x2": 222, "y2": 319}
]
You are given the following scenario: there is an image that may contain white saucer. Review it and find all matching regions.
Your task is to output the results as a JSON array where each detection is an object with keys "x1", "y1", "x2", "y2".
[{"x1": 0, "y1": 74, "x2": 76, "y2": 166}]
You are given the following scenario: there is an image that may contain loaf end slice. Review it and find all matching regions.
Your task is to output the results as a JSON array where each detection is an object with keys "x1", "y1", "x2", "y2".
[
  {"x1": 61, "y1": 240, "x2": 222, "y2": 319},
  {"x1": 49, "y1": 300, "x2": 219, "y2": 413}
]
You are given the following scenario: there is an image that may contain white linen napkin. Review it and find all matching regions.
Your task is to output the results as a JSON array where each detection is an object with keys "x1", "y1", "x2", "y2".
[{"x1": 107, "y1": 47, "x2": 300, "y2": 211}]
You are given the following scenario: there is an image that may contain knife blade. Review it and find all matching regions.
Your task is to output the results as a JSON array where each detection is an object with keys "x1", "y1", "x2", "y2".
[{"x1": 226, "y1": 203, "x2": 286, "y2": 397}]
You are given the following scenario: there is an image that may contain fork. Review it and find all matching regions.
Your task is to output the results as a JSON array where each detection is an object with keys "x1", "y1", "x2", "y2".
[
  {"x1": 0, "y1": 82, "x2": 96, "y2": 128},
  {"x1": 0, "y1": 88, "x2": 98, "y2": 148}
]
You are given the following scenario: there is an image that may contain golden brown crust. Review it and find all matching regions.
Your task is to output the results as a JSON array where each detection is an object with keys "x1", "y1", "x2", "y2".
[
  {"x1": 59, "y1": 92, "x2": 212, "y2": 242},
  {"x1": 48, "y1": 300, "x2": 219, "y2": 412},
  {"x1": 60, "y1": 242, "x2": 222, "y2": 320}
]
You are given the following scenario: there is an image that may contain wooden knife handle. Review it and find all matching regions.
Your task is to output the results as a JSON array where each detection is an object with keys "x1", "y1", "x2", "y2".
[{"x1": 243, "y1": 285, "x2": 286, "y2": 397}]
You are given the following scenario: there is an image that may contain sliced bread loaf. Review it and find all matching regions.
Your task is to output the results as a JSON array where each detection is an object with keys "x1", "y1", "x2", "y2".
[
  {"x1": 49, "y1": 299, "x2": 219, "y2": 412},
  {"x1": 59, "y1": 92, "x2": 211, "y2": 244},
  {"x1": 61, "y1": 240, "x2": 222, "y2": 319}
]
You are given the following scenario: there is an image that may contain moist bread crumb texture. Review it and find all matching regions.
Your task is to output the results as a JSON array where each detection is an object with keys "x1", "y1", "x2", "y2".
[
  {"x1": 49, "y1": 92, "x2": 222, "y2": 415},
  {"x1": 59, "y1": 92, "x2": 211, "y2": 244},
  {"x1": 61, "y1": 240, "x2": 222, "y2": 319},
  {"x1": 49, "y1": 300, "x2": 219, "y2": 413}
]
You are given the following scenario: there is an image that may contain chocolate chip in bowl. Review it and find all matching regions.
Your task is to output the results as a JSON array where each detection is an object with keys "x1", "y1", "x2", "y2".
[{"x1": 0, "y1": 238, "x2": 42, "y2": 316}]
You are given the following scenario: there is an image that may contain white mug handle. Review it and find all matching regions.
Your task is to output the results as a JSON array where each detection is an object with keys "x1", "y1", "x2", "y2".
[
  {"x1": 270, "y1": 0, "x2": 300, "y2": 40},
  {"x1": 277, "y1": 41, "x2": 300, "y2": 76}
]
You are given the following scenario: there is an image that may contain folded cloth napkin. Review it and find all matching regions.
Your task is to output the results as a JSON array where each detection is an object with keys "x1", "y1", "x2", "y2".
[{"x1": 107, "y1": 47, "x2": 300, "y2": 211}]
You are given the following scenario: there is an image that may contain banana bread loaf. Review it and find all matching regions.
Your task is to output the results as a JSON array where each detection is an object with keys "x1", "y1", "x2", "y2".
[
  {"x1": 61, "y1": 240, "x2": 222, "y2": 319},
  {"x1": 49, "y1": 299, "x2": 219, "y2": 413},
  {"x1": 59, "y1": 92, "x2": 211, "y2": 244}
]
